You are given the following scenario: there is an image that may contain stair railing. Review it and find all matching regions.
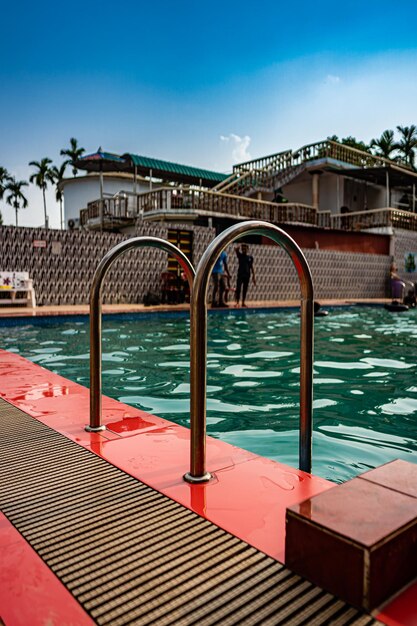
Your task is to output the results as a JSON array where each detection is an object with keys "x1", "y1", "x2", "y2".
[
  {"x1": 86, "y1": 236, "x2": 195, "y2": 432},
  {"x1": 184, "y1": 220, "x2": 314, "y2": 483}
]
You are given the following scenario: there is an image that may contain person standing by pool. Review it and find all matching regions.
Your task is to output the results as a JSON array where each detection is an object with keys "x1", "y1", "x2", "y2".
[
  {"x1": 211, "y1": 250, "x2": 230, "y2": 307},
  {"x1": 235, "y1": 243, "x2": 256, "y2": 308}
]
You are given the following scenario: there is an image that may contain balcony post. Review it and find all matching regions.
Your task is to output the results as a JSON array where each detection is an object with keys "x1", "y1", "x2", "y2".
[
  {"x1": 310, "y1": 171, "x2": 321, "y2": 210},
  {"x1": 99, "y1": 169, "x2": 104, "y2": 231}
]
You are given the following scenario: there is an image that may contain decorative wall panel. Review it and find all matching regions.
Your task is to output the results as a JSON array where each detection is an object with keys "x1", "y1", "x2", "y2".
[{"x1": 0, "y1": 222, "x2": 399, "y2": 306}]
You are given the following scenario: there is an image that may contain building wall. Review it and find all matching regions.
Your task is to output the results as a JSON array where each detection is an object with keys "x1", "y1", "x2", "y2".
[
  {"x1": 0, "y1": 223, "x2": 166, "y2": 306},
  {"x1": 283, "y1": 172, "x2": 404, "y2": 214},
  {"x1": 283, "y1": 173, "x2": 344, "y2": 213},
  {"x1": 274, "y1": 226, "x2": 390, "y2": 255},
  {"x1": 62, "y1": 175, "x2": 150, "y2": 225},
  {"x1": 283, "y1": 179, "x2": 312, "y2": 205},
  {"x1": 392, "y1": 228, "x2": 417, "y2": 283},
  {"x1": 0, "y1": 222, "x2": 398, "y2": 306},
  {"x1": 227, "y1": 245, "x2": 391, "y2": 301},
  {"x1": 318, "y1": 175, "x2": 339, "y2": 213}
]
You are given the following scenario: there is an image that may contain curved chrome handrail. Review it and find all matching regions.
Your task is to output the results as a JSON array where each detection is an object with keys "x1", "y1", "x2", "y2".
[
  {"x1": 184, "y1": 220, "x2": 314, "y2": 483},
  {"x1": 86, "y1": 236, "x2": 195, "y2": 432}
]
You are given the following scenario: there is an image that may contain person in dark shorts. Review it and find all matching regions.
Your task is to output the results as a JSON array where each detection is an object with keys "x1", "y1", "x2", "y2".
[{"x1": 235, "y1": 243, "x2": 256, "y2": 307}]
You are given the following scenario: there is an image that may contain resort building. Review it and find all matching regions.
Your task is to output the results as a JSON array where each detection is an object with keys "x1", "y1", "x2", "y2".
[
  {"x1": 69, "y1": 140, "x2": 417, "y2": 239},
  {"x1": 2, "y1": 140, "x2": 417, "y2": 307}
]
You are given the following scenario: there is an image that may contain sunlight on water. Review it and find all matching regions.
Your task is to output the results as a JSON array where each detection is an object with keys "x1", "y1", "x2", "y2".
[{"x1": 2, "y1": 306, "x2": 417, "y2": 483}]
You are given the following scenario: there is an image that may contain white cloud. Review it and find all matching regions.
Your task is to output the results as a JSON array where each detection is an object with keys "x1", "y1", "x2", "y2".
[
  {"x1": 324, "y1": 74, "x2": 341, "y2": 85},
  {"x1": 220, "y1": 133, "x2": 251, "y2": 163}
]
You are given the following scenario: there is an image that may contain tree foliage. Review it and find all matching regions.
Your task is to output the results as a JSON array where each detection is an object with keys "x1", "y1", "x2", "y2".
[
  {"x1": 0, "y1": 166, "x2": 12, "y2": 200},
  {"x1": 5, "y1": 178, "x2": 28, "y2": 227},
  {"x1": 395, "y1": 125, "x2": 417, "y2": 168},
  {"x1": 29, "y1": 157, "x2": 55, "y2": 229},
  {"x1": 60, "y1": 137, "x2": 85, "y2": 176},
  {"x1": 328, "y1": 135, "x2": 371, "y2": 153},
  {"x1": 370, "y1": 130, "x2": 396, "y2": 159},
  {"x1": 50, "y1": 162, "x2": 67, "y2": 228}
]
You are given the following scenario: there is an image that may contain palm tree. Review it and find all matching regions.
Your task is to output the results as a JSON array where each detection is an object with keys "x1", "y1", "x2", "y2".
[
  {"x1": 60, "y1": 138, "x2": 85, "y2": 176},
  {"x1": 50, "y1": 162, "x2": 67, "y2": 229},
  {"x1": 370, "y1": 130, "x2": 396, "y2": 160},
  {"x1": 0, "y1": 167, "x2": 12, "y2": 225},
  {"x1": 395, "y1": 125, "x2": 417, "y2": 169},
  {"x1": 5, "y1": 178, "x2": 28, "y2": 227},
  {"x1": 29, "y1": 157, "x2": 54, "y2": 229},
  {"x1": 0, "y1": 166, "x2": 11, "y2": 200}
]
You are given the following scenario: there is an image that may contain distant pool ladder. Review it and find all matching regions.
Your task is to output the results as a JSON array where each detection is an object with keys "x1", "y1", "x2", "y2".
[
  {"x1": 87, "y1": 222, "x2": 314, "y2": 478},
  {"x1": 86, "y1": 236, "x2": 195, "y2": 433}
]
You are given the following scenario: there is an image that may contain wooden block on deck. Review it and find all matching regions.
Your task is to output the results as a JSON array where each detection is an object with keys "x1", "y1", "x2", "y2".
[
  {"x1": 285, "y1": 461, "x2": 417, "y2": 611},
  {"x1": 359, "y1": 458, "x2": 417, "y2": 499}
]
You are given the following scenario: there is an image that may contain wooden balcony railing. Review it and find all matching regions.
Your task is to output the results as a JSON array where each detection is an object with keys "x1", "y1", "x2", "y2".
[
  {"x1": 137, "y1": 187, "x2": 317, "y2": 225},
  {"x1": 291, "y1": 140, "x2": 393, "y2": 169},
  {"x1": 80, "y1": 188, "x2": 417, "y2": 234},
  {"x1": 233, "y1": 149, "x2": 293, "y2": 173},
  {"x1": 80, "y1": 196, "x2": 132, "y2": 226},
  {"x1": 317, "y1": 211, "x2": 331, "y2": 229},
  {"x1": 232, "y1": 140, "x2": 401, "y2": 176},
  {"x1": 222, "y1": 140, "x2": 408, "y2": 198},
  {"x1": 331, "y1": 207, "x2": 417, "y2": 231}
]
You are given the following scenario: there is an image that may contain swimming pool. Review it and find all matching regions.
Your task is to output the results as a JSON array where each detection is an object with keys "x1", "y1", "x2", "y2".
[{"x1": 2, "y1": 306, "x2": 416, "y2": 483}]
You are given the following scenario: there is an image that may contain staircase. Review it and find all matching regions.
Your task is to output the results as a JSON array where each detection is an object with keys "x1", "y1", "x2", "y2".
[
  {"x1": 212, "y1": 150, "x2": 306, "y2": 199},
  {"x1": 213, "y1": 139, "x2": 396, "y2": 201}
]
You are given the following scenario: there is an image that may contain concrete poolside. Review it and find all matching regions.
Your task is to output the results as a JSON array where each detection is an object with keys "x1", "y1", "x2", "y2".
[{"x1": 0, "y1": 298, "x2": 392, "y2": 318}]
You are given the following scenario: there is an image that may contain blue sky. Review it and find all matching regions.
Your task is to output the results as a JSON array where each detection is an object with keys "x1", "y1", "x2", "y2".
[{"x1": 2, "y1": 0, "x2": 417, "y2": 227}]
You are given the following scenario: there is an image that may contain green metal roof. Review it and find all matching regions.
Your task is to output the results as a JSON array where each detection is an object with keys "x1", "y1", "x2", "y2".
[{"x1": 125, "y1": 153, "x2": 228, "y2": 185}]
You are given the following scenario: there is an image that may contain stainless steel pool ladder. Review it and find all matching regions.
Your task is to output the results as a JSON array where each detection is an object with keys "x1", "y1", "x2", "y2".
[
  {"x1": 86, "y1": 225, "x2": 314, "y2": 480},
  {"x1": 184, "y1": 220, "x2": 314, "y2": 482},
  {"x1": 86, "y1": 236, "x2": 195, "y2": 432}
]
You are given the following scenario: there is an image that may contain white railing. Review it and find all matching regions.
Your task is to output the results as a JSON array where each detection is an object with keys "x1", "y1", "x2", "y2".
[
  {"x1": 81, "y1": 190, "x2": 417, "y2": 233},
  {"x1": 331, "y1": 207, "x2": 417, "y2": 231}
]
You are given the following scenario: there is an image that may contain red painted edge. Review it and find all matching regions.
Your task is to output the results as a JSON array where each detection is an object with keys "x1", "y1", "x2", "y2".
[
  {"x1": 0, "y1": 350, "x2": 415, "y2": 625},
  {"x1": 0, "y1": 512, "x2": 95, "y2": 626}
]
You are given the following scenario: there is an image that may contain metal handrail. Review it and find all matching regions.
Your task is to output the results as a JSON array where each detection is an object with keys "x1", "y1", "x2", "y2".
[
  {"x1": 184, "y1": 220, "x2": 314, "y2": 483},
  {"x1": 86, "y1": 236, "x2": 195, "y2": 432}
]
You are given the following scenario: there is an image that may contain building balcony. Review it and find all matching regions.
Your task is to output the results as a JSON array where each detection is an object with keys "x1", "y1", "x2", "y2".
[
  {"x1": 79, "y1": 187, "x2": 417, "y2": 234},
  {"x1": 80, "y1": 187, "x2": 317, "y2": 230}
]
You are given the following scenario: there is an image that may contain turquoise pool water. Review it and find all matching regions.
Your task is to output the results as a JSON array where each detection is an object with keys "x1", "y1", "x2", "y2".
[{"x1": 2, "y1": 306, "x2": 417, "y2": 483}]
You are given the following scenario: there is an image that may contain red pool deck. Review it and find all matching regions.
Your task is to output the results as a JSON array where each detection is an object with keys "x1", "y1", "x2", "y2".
[{"x1": 0, "y1": 350, "x2": 416, "y2": 625}]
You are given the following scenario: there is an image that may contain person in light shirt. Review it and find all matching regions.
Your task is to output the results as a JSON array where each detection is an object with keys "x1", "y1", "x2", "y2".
[{"x1": 211, "y1": 250, "x2": 230, "y2": 307}]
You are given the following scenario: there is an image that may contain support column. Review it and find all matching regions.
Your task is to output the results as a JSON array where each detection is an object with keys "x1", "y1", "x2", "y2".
[
  {"x1": 385, "y1": 170, "x2": 390, "y2": 207},
  {"x1": 336, "y1": 175, "x2": 340, "y2": 210},
  {"x1": 310, "y1": 171, "x2": 321, "y2": 210},
  {"x1": 99, "y1": 169, "x2": 104, "y2": 232}
]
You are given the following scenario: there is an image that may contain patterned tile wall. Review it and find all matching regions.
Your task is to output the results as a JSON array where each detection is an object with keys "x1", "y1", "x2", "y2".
[
  {"x1": 224, "y1": 244, "x2": 391, "y2": 301},
  {"x1": 0, "y1": 223, "x2": 170, "y2": 305},
  {"x1": 392, "y1": 228, "x2": 417, "y2": 283},
  {"x1": 0, "y1": 222, "x2": 395, "y2": 306}
]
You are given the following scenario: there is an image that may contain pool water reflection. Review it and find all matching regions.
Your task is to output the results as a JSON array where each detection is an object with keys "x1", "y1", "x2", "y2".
[{"x1": 2, "y1": 306, "x2": 417, "y2": 483}]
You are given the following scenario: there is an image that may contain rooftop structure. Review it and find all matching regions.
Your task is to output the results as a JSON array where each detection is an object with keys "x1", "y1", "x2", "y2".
[{"x1": 76, "y1": 140, "x2": 417, "y2": 234}]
